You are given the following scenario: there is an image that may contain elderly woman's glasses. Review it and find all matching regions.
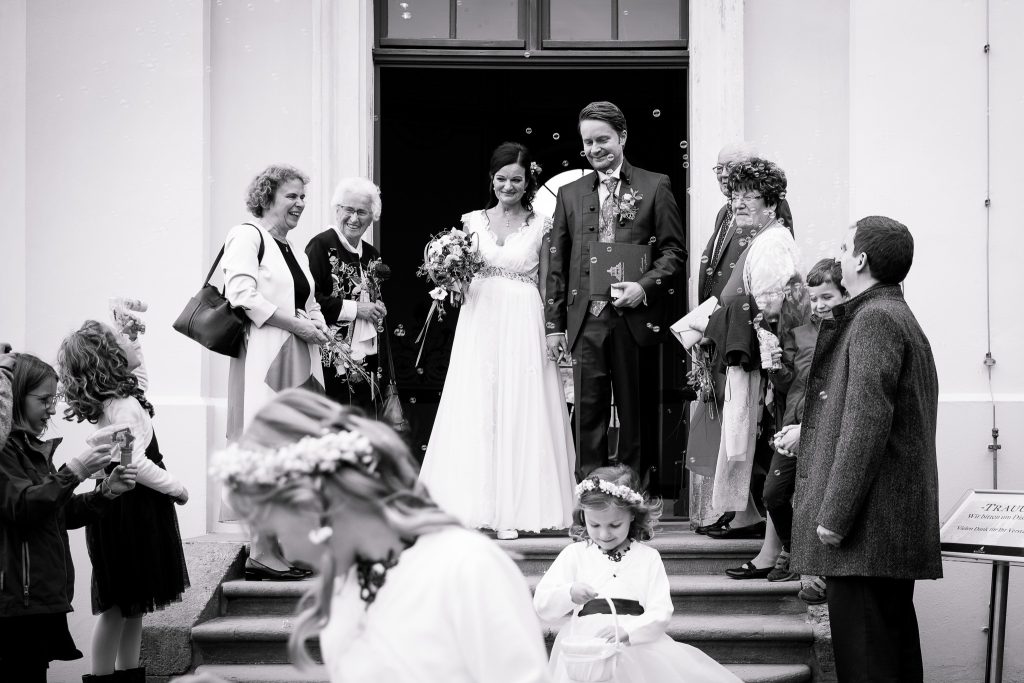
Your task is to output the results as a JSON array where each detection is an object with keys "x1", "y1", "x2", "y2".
[
  {"x1": 338, "y1": 206, "x2": 370, "y2": 219},
  {"x1": 730, "y1": 193, "x2": 763, "y2": 205},
  {"x1": 712, "y1": 163, "x2": 736, "y2": 174}
]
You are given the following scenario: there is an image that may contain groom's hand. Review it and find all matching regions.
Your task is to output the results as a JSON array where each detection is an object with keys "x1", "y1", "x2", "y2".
[
  {"x1": 546, "y1": 334, "x2": 567, "y2": 363},
  {"x1": 610, "y1": 282, "x2": 645, "y2": 309}
]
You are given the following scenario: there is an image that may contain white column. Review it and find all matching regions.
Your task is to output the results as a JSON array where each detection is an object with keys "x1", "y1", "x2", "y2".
[
  {"x1": 687, "y1": 0, "x2": 744, "y2": 524},
  {"x1": 0, "y1": 0, "x2": 27, "y2": 351},
  {"x1": 687, "y1": 0, "x2": 744, "y2": 308}
]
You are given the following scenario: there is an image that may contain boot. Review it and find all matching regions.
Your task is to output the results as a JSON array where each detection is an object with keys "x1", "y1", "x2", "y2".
[{"x1": 114, "y1": 667, "x2": 147, "y2": 683}]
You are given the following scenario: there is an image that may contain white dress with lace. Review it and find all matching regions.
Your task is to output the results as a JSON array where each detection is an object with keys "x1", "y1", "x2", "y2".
[{"x1": 419, "y1": 210, "x2": 576, "y2": 532}]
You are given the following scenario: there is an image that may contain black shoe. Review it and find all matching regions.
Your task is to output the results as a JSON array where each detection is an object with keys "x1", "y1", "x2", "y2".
[
  {"x1": 707, "y1": 520, "x2": 767, "y2": 540},
  {"x1": 113, "y1": 667, "x2": 146, "y2": 683},
  {"x1": 725, "y1": 561, "x2": 773, "y2": 580},
  {"x1": 244, "y1": 558, "x2": 307, "y2": 581},
  {"x1": 694, "y1": 512, "x2": 735, "y2": 535}
]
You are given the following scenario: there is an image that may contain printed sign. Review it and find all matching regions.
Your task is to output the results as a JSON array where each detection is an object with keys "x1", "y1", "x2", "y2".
[{"x1": 940, "y1": 489, "x2": 1024, "y2": 565}]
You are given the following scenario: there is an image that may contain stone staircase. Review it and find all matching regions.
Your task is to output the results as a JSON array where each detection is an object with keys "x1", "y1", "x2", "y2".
[{"x1": 189, "y1": 521, "x2": 820, "y2": 682}]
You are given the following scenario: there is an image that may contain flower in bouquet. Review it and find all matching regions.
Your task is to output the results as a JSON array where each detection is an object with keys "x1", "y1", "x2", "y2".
[
  {"x1": 686, "y1": 347, "x2": 717, "y2": 417},
  {"x1": 414, "y1": 227, "x2": 486, "y2": 366},
  {"x1": 109, "y1": 297, "x2": 147, "y2": 340},
  {"x1": 321, "y1": 329, "x2": 374, "y2": 388},
  {"x1": 416, "y1": 227, "x2": 486, "y2": 318}
]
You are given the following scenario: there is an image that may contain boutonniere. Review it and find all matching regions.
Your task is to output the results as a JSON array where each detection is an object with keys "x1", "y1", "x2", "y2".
[{"x1": 617, "y1": 187, "x2": 643, "y2": 225}]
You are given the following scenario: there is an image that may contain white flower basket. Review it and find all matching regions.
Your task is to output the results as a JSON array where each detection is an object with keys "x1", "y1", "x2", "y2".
[{"x1": 559, "y1": 597, "x2": 624, "y2": 682}]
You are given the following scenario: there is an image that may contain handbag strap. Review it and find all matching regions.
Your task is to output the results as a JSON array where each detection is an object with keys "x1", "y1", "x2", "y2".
[
  {"x1": 381, "y1": 314, "x2": 399, "y2": 386},
  {"x1": 204, "y1": 223, "x2": 265, "y2": 287}
]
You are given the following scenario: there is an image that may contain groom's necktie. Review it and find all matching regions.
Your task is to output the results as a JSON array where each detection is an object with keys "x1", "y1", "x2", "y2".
[{"x1": 590, "y1": 177, "x2": 619, "y2": 317}]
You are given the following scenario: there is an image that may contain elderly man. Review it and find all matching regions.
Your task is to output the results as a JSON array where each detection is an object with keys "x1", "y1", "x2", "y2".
[{"x1": 791, "y1": 216, "x2": 941, "y2": 682}]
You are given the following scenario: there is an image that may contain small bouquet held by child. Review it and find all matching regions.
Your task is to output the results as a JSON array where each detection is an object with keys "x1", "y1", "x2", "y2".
[{"x1": 414, "y1": 227, "x2": 486, "y2": 365}]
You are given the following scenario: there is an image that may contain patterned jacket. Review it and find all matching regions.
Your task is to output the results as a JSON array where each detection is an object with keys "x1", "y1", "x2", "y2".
[{"x1": 791, "y1": 285, "x2": 942, "y2": 579}]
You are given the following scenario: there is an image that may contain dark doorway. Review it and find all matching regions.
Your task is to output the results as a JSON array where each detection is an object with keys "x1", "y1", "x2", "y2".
[{"x1": 378, "y1": 65, "x2": 690, "y2": 500}]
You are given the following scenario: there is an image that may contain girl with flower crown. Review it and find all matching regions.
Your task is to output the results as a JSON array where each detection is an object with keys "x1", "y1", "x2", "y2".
[
  {"x1": 534, "y1": 465, "x2": 741, "y2": 683},
  {"x1": 200, "y1": 388, "x2": 549, "y2": 683}
]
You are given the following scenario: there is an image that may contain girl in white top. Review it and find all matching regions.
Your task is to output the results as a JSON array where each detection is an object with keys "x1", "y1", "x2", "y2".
[
  {"x1": 534, "y1": 465, "x2": 742, "y2": 683},
  {"x1": 205, "y1": 389, "x2": 550, "y2": 683},
  {"x1": 58, "y1": 319, "x2": 190, "y2": 682}
]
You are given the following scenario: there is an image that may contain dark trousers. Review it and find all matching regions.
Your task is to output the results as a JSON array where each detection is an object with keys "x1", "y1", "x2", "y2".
[
  {"x1": 572, "y1": 306, "x2": 641, "y2": 479},
  {"x1": 826, "y1": 576, "x2": 923, "y2": 683},
  {"x1": 762, "y1": 448, "x2": 797, "y2": 550}
]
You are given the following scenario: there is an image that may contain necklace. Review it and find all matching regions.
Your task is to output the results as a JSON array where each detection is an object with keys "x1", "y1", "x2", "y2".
[
  {"x1": 602, "y1": 539, "x2": 632, "y2": 563},
  {"x1": 501, "y1": 206, "x2": 524, "y2": 231},
  {"x1": 355, "y1": 549, "x2": 400, "y2": 605}
]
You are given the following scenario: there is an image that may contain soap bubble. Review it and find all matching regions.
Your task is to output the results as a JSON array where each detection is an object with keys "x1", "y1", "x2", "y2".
[
  {"x1": 679, "y1": 140, "x2": 688, "y2": 149},
  {"x1": 562, "y1": 160, "x2": 569, "y2": 167},
  {"x1": 652, "y1": 109, "x2": 661, "y2": 118},
  {"x1": 552, "y1": 132, "x2": 560, "y2": 140},
  {"x1": 682, "y1": 161, "x2": 689, "y2": 169},
  {"x1": 401, "y1": 11, "x2": 412, "y2": 19},
  {"x1": 525, "y1": 127, "x2": 533, "y2": 134}
]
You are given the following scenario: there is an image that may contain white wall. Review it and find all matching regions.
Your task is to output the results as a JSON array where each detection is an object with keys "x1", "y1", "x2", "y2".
[
  {"x1": 0, "y1": 0, "x2": 27, "y2": 351},
  {"x1": 747, "y1": 1, "x2": 1024, "y2": 680}
]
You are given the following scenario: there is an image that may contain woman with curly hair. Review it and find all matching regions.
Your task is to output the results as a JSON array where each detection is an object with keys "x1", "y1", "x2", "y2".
[
  {"x1": 222, "y1": 163, "x2": 330, "y2": 579},
  {"x1": 58, "y1": 320, "x2": 188, "y2": 683},
  {"x1": 186, "y1": 388, "x2": 549, "y2": 683},
  {"x1": 534, "y1": 464, "x2": 741, "y2": 682},
  {"x1": 419, "y1": 141, "x2": 576, "y2": 540}
]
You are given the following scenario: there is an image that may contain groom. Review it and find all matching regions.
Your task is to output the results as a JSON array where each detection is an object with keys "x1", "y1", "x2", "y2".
[{"x1": 546, "y1": 101, "x2": 686, "y2": 478}]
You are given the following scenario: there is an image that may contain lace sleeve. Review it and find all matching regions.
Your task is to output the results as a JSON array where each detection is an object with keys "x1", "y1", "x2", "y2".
[{"x1": 460, "y1": 211, "x2": 478, "y2": 235}]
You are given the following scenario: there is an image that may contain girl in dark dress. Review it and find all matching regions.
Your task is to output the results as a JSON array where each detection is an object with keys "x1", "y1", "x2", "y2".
[
  {"x1": 0, "y1": 354, "x2": 136, "y2": 682},
  {"x1": 58, "y1": 321, "x2": 190, "y2": 682}
]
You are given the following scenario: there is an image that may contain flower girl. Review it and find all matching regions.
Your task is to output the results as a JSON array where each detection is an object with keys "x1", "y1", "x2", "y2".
[
  {"x1": 534, "y1": 465, "x2": 742, "y2": 683},
  {"x1": 58, "y1": 319, "x2": 189, "y2": 682}
]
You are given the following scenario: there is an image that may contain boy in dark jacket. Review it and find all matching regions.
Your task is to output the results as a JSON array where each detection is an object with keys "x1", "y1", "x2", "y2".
[{"x1": 766, "y1": 259, "x2": 848, "y2": 593}]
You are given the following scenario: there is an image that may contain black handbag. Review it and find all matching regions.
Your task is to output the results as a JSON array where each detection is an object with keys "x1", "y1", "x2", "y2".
[
  {"x1": 380, "y1": 318, "x2": 410, "y2": 433},
  {"x1": 173, "y1": 225, "x2": 264, "y2": 357}
]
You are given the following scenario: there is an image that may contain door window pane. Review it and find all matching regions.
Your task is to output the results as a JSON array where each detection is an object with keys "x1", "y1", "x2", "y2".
[
  {"x1": 388, "y1": 0, "x2": 450, "y2": 39},
  {"x1": 549, "y1": 0, "x2": 612, "y2": 40},
  {"x1": 619, "y1": 0, "x2": 680, "y2": 40},
  {"x1": 457, "y1": 0, "x2": 519, "y2": 40}
]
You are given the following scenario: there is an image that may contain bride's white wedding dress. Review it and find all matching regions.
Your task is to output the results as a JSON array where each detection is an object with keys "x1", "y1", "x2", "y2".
[{"x1": 419, "y1": 210, "x2": 576, "y2": 532}]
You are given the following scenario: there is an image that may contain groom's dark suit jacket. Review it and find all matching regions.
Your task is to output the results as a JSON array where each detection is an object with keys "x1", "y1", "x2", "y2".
[{"x1": 545, "y1": 160, "x2": 686, "y2": 349}]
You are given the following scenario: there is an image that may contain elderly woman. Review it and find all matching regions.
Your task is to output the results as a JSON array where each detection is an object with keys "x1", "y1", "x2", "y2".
[
  {"x1": 223, "y1": 163, "x2": 329, "y2": 580},
  {"x1": 687, "y1": 158, "x2": 802, "y2": 544},
  {"x1": 187, "y1": 389, "x2": 550, "y2": 683},
  {"x1": 305, "y1": 178, "x2": 388, "y2": 414}
]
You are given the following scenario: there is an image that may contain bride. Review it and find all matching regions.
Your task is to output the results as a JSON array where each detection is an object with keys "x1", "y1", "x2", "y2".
[{"x1": 419, "y1": 142, "x2": 576, "y2": 540}]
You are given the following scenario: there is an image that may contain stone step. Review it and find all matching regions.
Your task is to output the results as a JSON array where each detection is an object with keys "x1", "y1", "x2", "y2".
[
  {"x1": 499, "y1": 530, "x2": 764, "y2": 575},
  {"x1": 191, "y1": 613, "x2": 813, "y2": 667},
  {"x1": 222, "y1": 574, "x2": 804, "y2": 617},
  {"x1": 194, "y1": 661, "x2": 812, "y2": 682}
]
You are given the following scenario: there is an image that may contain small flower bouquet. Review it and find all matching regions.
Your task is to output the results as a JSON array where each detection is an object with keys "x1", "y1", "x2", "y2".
[
  {"x1": 414, "y1": 227, "x2": 486, "y2": 365},
  {"x1": 320, "y1": 249, "x2": 392, "y2": 389},
  {"x1": 109, "y1": 297, "x2": 147, "y2": 340},
  {"x1": 686, "y1": 347, "x2": 717, "y2": 417},
  {"x1": 322, "y1": 332, "x2": 374, "y2": 386},
  {"x1": 616, "y1": 187, "x2": 643, "y2": 225}
]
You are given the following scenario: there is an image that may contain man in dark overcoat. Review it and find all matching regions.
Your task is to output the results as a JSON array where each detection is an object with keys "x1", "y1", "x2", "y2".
[
  {"x1": 545, "y1": 101, "x2": 686, "y2": 478},
  {"x1": 790, "y1": 215, "x2": 941, "y2": 682}
]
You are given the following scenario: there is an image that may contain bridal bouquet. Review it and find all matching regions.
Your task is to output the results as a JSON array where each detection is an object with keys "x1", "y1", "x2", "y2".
[
  {"x1": 109, "y1": 297, "x2": 147, "y2": 340},
  {"x1": 414, "y1": 227, "x2": 486, "y2": 365}
]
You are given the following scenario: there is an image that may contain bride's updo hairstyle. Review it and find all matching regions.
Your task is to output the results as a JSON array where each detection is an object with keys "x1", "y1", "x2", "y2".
[
  {"x1": 570, "y1": 464, "x2": 663, "y2": 543},
  {"x1": 484, "y1": 141, "x2": 538, "y2": 212},
  {"x1": 217, "y1": 389, "x2": 459, "y2": 668}
]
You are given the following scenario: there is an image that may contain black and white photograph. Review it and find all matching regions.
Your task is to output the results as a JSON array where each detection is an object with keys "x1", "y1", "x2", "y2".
[{"x1": 1, "y1": 1, "x2": 1022, "y2": 682}]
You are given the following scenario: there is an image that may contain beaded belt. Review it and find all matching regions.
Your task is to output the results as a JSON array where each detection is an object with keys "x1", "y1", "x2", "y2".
[
  {"x1": 475, "y1": 265, "x2": 537, "y2": 285},
  {"x1": 577, "y1": 598, "x2": 645, "y2": 617}
]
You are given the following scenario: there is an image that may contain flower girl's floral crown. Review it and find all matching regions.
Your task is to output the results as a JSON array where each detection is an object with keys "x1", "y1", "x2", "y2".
[
  {"x1": 575, "y1": 476, "x2": 644, "y2": 506},
  {"x1": 211, "y1": 429, "x2": 378, "y2": 489}
]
